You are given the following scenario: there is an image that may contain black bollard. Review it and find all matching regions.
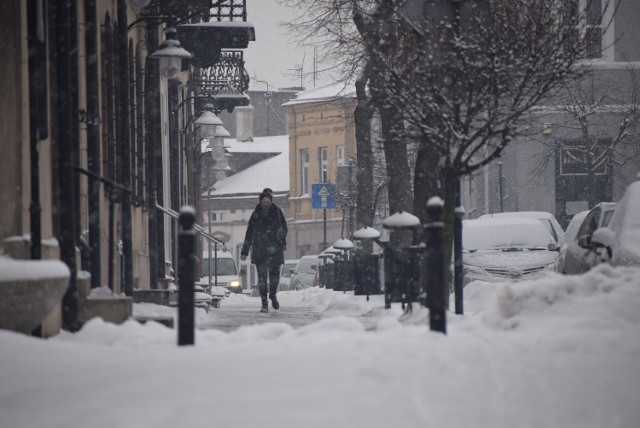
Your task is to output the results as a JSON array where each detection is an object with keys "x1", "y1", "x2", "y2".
[
  {"x1": 178, "y1": 206, "x2": 196, "y2": 346},
  {"x1": 425, "y1": 197, "x2": 446, "y2": 334},
  {"x1": 454, "y1": 205, "x2": 465, "y2": 315}
]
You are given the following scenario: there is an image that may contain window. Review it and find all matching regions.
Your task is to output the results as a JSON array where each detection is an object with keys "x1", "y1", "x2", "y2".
[
  {"x1": 573, "y1": 0, "x2": 603, "y2": 59},
  {"x1": 300, "y1": 149, "x2": 309, "y2": 195},
  {"x1": 336, "y1": 145, "x2": 345, "y2": 166},
  {"x1": 318, "y1": 146, "x2": 328, "y2": 182},
  {"x1": 559, "y1": 139, "x2": 609, "y2": 176}
]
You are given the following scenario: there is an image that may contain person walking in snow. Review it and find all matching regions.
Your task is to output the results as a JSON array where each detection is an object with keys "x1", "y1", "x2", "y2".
[{"x1": 241, "y1": 191, "x2": 288, "y2": 312}]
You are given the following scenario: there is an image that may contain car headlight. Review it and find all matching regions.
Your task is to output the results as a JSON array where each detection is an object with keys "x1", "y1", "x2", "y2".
[{"x1": 228, "y1": 278, "x2": 241, "y2": 288}]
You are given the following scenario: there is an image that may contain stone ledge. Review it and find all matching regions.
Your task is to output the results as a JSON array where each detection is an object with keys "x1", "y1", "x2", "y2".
[
  {"x1": 77, "y1": 276, "x2": 132, "y2": 325},
  {"x1": 0, "y1": 258, "x2": 70, "y2": 335},
  {"x1": 132, "y1": 289, "x2": 175, "y2": 306}
]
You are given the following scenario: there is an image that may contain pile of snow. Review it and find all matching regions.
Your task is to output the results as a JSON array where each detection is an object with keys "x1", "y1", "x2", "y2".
[{"x1": 1, "y1": 264, "x2": 639, "y2": 428}]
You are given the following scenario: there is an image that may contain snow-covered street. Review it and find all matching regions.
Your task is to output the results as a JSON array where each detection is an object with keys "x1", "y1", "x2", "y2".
[{"x1": 2, "y1": 264, "x2": 640, "y2": 428}]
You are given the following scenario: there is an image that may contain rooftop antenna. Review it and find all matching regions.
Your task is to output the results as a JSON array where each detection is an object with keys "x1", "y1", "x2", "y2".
[{"x1": 286, "y1": 52, "x2": 306, "y2": 88}]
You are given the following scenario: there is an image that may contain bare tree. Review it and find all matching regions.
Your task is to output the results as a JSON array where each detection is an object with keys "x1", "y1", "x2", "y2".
[
  {"x1": 279, "y1": 0, "x2": 414, "y2": 249},
  {"x1": 370, "y1": 0, "x2": 607, "y2": 284},
  {"x1": 533, "y1": 66, "x2": 640, "y2": 208}
]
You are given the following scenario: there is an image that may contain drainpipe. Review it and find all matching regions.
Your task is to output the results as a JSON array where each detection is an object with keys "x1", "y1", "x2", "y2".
[
  {"x1": 27, "y1": 0, "x2": 48, "y2": 261},
  {"x1": 117, "y1": 0, "x2": 133, "y2": 295},
  {"x1": 56, "y1": 0, "x2": 79, "y2": 331},
  {"x1": 146, "y1": 25, "x2": 160, "y2": 288},
  {"x1": 85, "y1": 0, "x2": 101, "y2": 288}
]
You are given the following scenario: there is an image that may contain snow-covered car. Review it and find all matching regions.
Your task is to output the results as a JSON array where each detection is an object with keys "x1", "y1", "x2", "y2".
[
  {"x1": 290, "y1": 255, "x2": 320, "y2": 290},
  {"x1": 556, "y1": 202, "x2": 617, "y2": 274},
  {"x1": 462, "y1": 217, "x2": 559, "y2": 285},
  {"x1": 278, "y1": 259, "x2": 299, "y2": 291},
  {"x1": 478, "y1": 211, "x2": 565, "y2": 245},
  {"x1": 592, "y1": 179, "x2": 640, "y2": 267}
]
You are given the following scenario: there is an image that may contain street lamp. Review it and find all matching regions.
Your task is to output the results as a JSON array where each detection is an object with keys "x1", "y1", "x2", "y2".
[
  {"x1": 149, "y1": 27, "x2": 193, "y2": 80},
  {"x1": 193, "y1": 103, "x2": 223, "y2": 137}
]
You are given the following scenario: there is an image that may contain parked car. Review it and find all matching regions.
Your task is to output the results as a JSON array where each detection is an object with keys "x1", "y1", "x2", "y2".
[
  {"x1": 555, "y1": 210, "x2": 588, "y2": 274},
  {"x1": 555, "y1": 202, "x2": 617, "y2": 274},
  {"x1": 462, "y1": 217, "x2": 559, "y2": 285},
  {"x1": 290, "y1": 255, "x2": 320, "y2": 290},
  {"x1": 196, "y1": 250, "x2": 242, "y2": 293},
  {"x1": 278, "y1": 259, "x2": 299, "y2": 291},
  {"x1": 592, "y1": 179, "x2": 640, "y2": 267},
  {"x1": 478, "y1": 211, "x2": 565, "y2": 245}
]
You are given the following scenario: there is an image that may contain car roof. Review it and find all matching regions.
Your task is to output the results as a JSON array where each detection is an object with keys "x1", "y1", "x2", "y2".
[
  {"x1": 465, "y1": 217, "x2": 546, "y2": 226},
  {"x1": 479, "y1": 211, "x2": 556, "y2": 220},
  {"x1": 592, "y1": 202, "x2": 617, "y2": 211}
]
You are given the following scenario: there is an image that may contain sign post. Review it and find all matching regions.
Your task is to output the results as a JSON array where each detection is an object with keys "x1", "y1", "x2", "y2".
[{"x1": 312, "y1": 184, "x2": 337, "y2": 251}]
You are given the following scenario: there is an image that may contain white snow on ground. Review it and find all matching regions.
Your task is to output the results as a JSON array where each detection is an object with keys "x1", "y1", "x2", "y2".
[{"x1": 1, "y1": 264, "x2": 639, "y2": 428}]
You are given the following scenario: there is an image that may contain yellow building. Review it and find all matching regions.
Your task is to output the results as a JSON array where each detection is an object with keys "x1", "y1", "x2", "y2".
[{"x1": 283, "y1": 84, "x2": 357, "y2": 256}]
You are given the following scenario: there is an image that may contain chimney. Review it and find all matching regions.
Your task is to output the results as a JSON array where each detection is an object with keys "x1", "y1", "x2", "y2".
[{"x1": 235, "y1": 105, "x2": 254, "y2": 142}]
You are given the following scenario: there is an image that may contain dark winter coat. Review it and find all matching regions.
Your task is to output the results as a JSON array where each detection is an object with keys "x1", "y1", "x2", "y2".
[{"x1": 241, "y1": 203, "x2": 287, "y2": 265}]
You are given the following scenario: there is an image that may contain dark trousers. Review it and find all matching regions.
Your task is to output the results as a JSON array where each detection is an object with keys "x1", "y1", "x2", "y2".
[{"x1": 256, "y1": 259, "x2": 281, "y2": 298}]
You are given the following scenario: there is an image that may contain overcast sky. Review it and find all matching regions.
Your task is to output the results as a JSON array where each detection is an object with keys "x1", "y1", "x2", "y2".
[{"x1": 245, "y1": 0, "x2": 333, "y2": 91}]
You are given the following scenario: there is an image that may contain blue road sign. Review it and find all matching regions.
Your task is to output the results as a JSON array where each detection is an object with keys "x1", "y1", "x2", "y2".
[{"x1": 312, "y1": 183, "x2": 337, "y2": 209}]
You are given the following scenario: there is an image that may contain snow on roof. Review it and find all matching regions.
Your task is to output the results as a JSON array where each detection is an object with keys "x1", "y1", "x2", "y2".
[
  {"x1": 281, "y1": 82, "x2": 356, "y2": 107},
  {"x1": 224, "y1": 134, "x2": 288, "y2": 154},
  {"x1": 207, "y1": 151, "x2": 289, "y2": 197}
]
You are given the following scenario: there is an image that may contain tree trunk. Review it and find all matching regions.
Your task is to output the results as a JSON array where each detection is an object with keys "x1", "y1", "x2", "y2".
[
  {"x1": 378, "y1": 98, "x2": 414, "y2": 248},
  {"x1": 413, "y1": 136, "x2": 441, "y2": 232},
  {"x1": 441, "y1": 165, "x2": 457, "y2": 302},
  {"x1": 354, "y1": 73, "x2": 376, "y2": 253}
]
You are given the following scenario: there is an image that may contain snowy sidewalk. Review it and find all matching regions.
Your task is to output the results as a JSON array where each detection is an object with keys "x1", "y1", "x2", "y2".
[{"x1": 198, "y1": 299, "x2": 322, "y2": 332}]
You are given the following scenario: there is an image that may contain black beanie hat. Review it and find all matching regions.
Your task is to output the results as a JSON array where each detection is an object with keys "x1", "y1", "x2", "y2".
[{"x1": 259, "y1": 192, "x2": 272, "y2": 201}]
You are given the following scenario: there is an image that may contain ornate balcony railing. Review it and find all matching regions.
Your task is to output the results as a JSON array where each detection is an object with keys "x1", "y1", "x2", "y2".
[{"x1": 191, "y1": 50, "x2": 250, "y2": 111}]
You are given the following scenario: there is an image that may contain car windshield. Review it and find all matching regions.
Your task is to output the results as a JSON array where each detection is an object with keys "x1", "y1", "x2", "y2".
[
  {"x1": 463, "y1": 220, "x2": 553, "y2": 251},
  {"x1": 281, "y1": 263, "x2": 297, "y2": 278},
  {"x1": 602, "y1": 209, "x2": 616, "y2": 227},
  {"x1": 297, "y1": 258, "x2": 317, "y2": 274},
  {"x1": 201, "y1": 258, "x2": 237, "y2": 276}
]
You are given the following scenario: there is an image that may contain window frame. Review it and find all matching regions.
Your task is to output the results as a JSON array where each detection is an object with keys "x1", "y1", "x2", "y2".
[{"x1": 300, "y1": 148, "x2": 309, "y2": 195}]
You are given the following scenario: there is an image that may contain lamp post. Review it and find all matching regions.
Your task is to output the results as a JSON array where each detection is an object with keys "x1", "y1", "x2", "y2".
[
  {"x1": 149, "y1": 27, "x2": 193, "y2": 80},
  {"x1": 147, "y1": 24, "x2": 193, "y2": 289}
]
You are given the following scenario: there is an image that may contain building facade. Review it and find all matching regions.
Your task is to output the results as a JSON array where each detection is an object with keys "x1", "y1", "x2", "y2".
[
  {"x1": 457, "y1": 0, "x2": 640, "y2": 222},
  {"x1": 283, "y1": 84, "x2": 358, "y2": 256},
  {"x1": 0, "y1": 0, "x2": 255, "y2": 335}
]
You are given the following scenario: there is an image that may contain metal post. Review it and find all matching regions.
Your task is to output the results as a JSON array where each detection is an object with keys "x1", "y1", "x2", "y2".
[
  {"x1": 454, "y1": 180, "x2": 464, "y2": 315},
  {"x1": 208, "y1": 188, "x2": 212, "y2": 290},
  {"x1": 178, "y1": 206, "x2": 196, "y2": 346},
  {"x1": 323, "y1": 208, "x2": 327, "y2": 250},
  {"x1": 498, "y1": 161, "x2": 504, "y2": 213},
  {"x1": 348, "y1": 160, "x2": 354, "y2": 238},
  {"x1": 214, "y1": 242, "x2": 218, "y2": 287},
  {"x1": 425, "y1": 197, "x2": 446, "y2": 334}
]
